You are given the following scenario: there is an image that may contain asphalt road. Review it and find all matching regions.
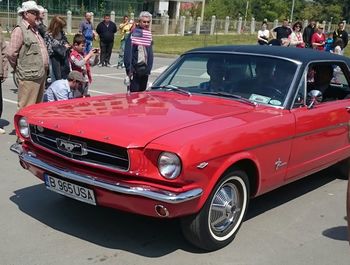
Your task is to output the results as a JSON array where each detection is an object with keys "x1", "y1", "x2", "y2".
[{"x1": 0, "y1": 54, "x2": 349, "y2": 265}]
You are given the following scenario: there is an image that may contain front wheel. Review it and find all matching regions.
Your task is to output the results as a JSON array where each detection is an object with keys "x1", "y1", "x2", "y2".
[{"x1": 181, "y1": 169, "x2": 250, "y2": 251}]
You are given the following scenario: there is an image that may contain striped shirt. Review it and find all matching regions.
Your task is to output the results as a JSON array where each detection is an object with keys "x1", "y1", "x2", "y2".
[{"x1": 131, "y1": 28, "x2": 152, "y2": 46}]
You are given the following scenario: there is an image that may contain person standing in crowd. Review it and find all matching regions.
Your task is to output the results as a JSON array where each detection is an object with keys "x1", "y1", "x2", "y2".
[
  {"x1": 37, "y1": 5, "x2": 47, "y2": 38},
  {"x1": 79, "y1": 12, "x2": 96, "y2": 54},
  {"x1": 257, "y1": 22, "x2": 269, "y2": 45},
  {"x1": 44, "y1": 16, "x2": 70, "y2": 82},
  {"x1": 333, "y1": 21, "x2": 348, "y2": 49},
  {"x1": 43, "y1": 71, "x2": 86, "y2": 102},
  {"x1": 96, "y1": 14, "x2": 117, "y2": 67},
  {"x1": 69, "y1": 34, "x2": 99, "y2": 97},
  {"x1": 311, "y1": 24, "x2": 326, "y2": 51},
  {"x1": 271, "y1": 19, "x2": 292, "y2": 41},
  {"x1": 116, "y1": 16, "x2": 133, "y2": 68},
  {"x1": 7, "y1": 1, "x2": 49, "y2": 110},
  {"x1": 124, "y1": 11, "x2": 153, "y2": 92},
  {"x1": 289, "y1": 21, "x2": 305, "y2": 48},
  {"x1": 332, "y1": 38, "x2": 344, "y2": 55},
  {"x1": 0, "y1": 28, "x2": 8, "y2": 134},
  {"x1": 303, "y1": 20, "x2": 316, "y2": 48},
  {"x1": 324, "y1": 32, "x2": 334, "y2": 52}
]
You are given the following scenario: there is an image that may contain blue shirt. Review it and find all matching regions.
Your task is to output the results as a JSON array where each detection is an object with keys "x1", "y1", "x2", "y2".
[{"x1": 43, "y1": 79, "x2": 72, "y2": 102}]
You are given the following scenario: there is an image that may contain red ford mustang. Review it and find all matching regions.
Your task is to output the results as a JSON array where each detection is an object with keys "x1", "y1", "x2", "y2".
[{"x1": 11, "y1": 46, "x2": 350, "y2": 250}]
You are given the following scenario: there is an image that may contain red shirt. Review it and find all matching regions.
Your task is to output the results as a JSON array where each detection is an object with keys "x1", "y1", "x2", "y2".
[{"x1": 311, "y1": 32, "x2": 326, "y2": 51}]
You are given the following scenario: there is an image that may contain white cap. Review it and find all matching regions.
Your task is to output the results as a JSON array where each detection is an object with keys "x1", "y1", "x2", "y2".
[{"x1": 17, "y1": 1, "x2": 40, "y2": 14}]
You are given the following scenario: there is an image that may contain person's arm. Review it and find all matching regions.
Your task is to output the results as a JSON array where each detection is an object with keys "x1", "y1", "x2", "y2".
[
  {"x1": 44, "y1": 87, "x2": 54, "y2": 102},
  {"x1": 344, "y1": 31, "x2": 349, "y2": 48},
  {"x1": 123, "y1": 34, "x2": 132, "y2": 75},
  {"x1": 78, "y1": 21, "x2": 84, "y2": 33},
  {"x1": 95, "y1": 23, "x2": 101, "y2": 35},
  {"x1": 71, "y1": 49, "x2": 96, "y2": 68},
  {"x1": 6, "y1": 27, "x2": 23, "y2": 69},
  {"x1": 270, "y1": 27, "x2": 277, "y2": 39}
]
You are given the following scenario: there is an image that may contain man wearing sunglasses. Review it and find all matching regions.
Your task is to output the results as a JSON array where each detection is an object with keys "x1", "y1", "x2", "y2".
[
  {"x1": 124, "y1": 11, "x2": 154, "y2": 92},
  {"x1": 7, "y1": 1, "x2": 48, "y2": 110}
]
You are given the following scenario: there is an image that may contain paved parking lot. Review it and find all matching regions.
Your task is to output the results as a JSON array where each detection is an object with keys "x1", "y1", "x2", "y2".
[{"x1": 0, "y1": 53, "x2": 349, "y2": 265}]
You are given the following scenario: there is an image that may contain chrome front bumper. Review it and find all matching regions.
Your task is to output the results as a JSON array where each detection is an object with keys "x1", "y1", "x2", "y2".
[{"x1": 10, "y1": 143, "x2": 203, "y2": 204}]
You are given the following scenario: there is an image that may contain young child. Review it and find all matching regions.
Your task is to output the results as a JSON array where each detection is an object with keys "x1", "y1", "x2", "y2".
[
  {"x1": 324, "y1": 32, "x2": 334, "y2": 52},
  {"x1": 69, "y1": 33, "x2": 99, "y2": 97}
]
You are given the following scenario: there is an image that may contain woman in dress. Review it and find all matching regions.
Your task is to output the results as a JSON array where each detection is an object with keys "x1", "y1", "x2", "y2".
[
  {"x1": 44, "y1": 16, "x2": 71, "y2": 82},
  {"x1": 257, "y1": 22, "x2": 269, "y2": 45},
  {"x1": 289, "y1": 21, "x2": 305, "y2": 48},
  {"x1": 311, "y1": 24, "x2": 326, "y2": 51}
]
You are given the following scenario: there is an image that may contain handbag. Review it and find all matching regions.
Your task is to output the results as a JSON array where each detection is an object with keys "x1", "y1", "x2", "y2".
[{"x1": 52, "y1": 45, "x2": 67, "y2": 59}]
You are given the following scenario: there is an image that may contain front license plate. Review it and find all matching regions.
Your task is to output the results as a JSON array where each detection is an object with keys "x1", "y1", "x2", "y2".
[{"x1": 44, "y1": 174, "x2": 96, "y2": 205}]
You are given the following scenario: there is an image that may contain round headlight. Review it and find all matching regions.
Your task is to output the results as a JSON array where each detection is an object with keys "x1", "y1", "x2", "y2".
[
  {"x1": 158, "y1": 152, "x2": 182, "y2": 180},
  {"x1": 18, "y1": 117, "x2": 29, "y2": 138}
]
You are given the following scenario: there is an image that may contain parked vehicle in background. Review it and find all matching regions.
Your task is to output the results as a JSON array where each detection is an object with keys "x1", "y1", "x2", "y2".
[{"x1": 11, "y1": 45, "x2": 350, "y2": 251}]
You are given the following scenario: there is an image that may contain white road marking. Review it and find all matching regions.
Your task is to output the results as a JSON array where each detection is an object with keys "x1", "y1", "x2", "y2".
[
  {"x1": 89, "y1": 89, "x2": 112, "y2": 95},
  {"x1": 3, "y1": 98, "x2": 17, "y2": 104},
  {"x1": 93, "y1": 74, "x2": 124, "y2": 80},
  {"x1": 152, "y1": 66, "x2": 168, "y2": 74}
]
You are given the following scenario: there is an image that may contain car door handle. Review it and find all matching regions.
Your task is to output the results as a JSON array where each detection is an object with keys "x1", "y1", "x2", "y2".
[{"x1": 346, "y1": 106, "x2": 350, "y2": 112}]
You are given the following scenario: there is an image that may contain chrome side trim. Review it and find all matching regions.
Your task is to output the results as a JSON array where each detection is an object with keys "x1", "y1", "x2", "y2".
[{"x1": 10, "y1": 144, "x2": 203, "y2": 204}]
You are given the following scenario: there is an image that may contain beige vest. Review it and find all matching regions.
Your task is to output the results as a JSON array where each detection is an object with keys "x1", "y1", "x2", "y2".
[{"x1": 16, "y1": 24, "x2": 45, "y2": 80}]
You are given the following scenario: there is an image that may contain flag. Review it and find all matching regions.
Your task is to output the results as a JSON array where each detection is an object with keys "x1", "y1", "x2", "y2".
[{"x1": 131, "y1": 28, "x2": 152, "y2": 46}]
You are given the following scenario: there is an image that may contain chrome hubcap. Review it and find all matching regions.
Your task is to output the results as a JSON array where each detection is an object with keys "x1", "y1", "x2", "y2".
[{"x1": 210, "y1": 182, "x2": 241, "y2": 233}]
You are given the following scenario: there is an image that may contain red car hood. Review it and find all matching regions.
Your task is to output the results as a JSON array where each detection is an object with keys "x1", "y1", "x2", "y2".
[{"x1": 21, "y1": 92, "x2": 256, "y2": 148}]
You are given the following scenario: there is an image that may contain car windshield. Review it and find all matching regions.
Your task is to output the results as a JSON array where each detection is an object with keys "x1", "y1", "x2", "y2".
[{"x1": 151, "y1": 53, "x2": 298, "y2": 107}]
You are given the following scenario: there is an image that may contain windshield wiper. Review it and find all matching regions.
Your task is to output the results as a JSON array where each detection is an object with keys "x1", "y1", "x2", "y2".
[
  {"x1": 201, "y1": 91, "x2": 257, "y2": 106},
  {"x1": 151, "y1": 85, "x2": 192, "y2": 96}
]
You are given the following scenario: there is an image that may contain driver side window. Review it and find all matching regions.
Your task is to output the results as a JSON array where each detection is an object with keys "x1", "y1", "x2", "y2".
[{"x1": 306, "y1": 62, "x2": 350, "y2": 103}]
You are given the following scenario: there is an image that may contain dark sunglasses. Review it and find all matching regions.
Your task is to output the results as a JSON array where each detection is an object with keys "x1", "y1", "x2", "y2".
[{"x1": 26, "y1": 10, "x2": 39, "y2": 16}]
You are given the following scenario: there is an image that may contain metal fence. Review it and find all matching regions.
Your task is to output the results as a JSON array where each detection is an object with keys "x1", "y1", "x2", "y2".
[{"x1": 0, "y1": 10, "x2": 347, "y2": 36}]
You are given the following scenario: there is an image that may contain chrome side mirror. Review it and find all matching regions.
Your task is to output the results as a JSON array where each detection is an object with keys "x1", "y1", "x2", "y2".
[{"x1": 307, "y1": 90, "x2": 322, "y2": 109}]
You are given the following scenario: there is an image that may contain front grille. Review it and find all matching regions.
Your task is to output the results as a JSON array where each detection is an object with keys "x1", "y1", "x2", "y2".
[{"x1": 29, "y1": 125, "x2": 129, "y2": 170}]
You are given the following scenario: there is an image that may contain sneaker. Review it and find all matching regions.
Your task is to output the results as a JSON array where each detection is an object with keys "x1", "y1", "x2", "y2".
[{"x1": 0, "y1": 128, "x2": 5, "y2": 134}]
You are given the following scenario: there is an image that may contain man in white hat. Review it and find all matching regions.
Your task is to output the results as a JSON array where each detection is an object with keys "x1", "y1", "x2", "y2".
[{"x1": 6, "y1": 1, "x2": 49, "y2": 110}]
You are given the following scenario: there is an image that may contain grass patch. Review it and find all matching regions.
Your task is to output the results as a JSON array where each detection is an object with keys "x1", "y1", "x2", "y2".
[{"x1": 3, "y1": 32, "x2": 350, "y2": 56}]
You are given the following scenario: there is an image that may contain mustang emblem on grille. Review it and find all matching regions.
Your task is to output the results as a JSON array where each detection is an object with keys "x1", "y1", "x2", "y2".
[{"x1": 56, "y1": 139, "x2": 88, "y2": 156}]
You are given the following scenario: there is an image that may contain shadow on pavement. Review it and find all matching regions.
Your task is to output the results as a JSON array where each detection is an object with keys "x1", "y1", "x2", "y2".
[
  {"x1": 0, "y1": 118, "x2": 10, "y2": 128},
  {"x1": 10, "y1": 184, "x2": 199, "y2": 256},
  {"x1": 10, "y1": 167, "x2": 343, "y2": 255},
  {"x1": 246, "y1": 168, "x2": 340, "y2": 220},
  {"x1": 322, "y1": 226, "x2": 348, "y2": 241}
]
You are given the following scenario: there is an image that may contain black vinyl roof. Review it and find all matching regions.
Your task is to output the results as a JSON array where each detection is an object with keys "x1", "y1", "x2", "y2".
[{"x1": 186, "y1": 45, "x2": 350, "y2": 64}]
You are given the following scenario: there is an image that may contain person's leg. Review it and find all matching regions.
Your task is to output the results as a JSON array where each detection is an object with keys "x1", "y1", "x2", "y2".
[
  {"x1": 0, "y1": 81, "x2": 3, "y2": 118},
  {"x1": 85, "y1": 40, "x2": 92, "y2": 54},
  {"x1": 106, "y1": 41, "x2": 113, "y2": 65},
  {"x1": 117, "y1": 40, "x2": 125, "y2": 67},
  {"x1": 100, "y1": 41, "x2": 106, "y2": 66},
  {"x1": 139, "y1": 75, "x2": 149, "y2": 91},
  {"x1": 18, "y1": 75, "x2": 46, "y2": 109},
  {"x1": 129, "y1": 75, "x2": 139, "y2": 92},
  {"x1": 0, "y1": 82, "x2": 4, "y2": 134}
]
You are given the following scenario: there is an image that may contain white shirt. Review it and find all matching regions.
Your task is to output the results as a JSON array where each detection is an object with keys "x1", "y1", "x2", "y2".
[
  {"x1": 43, "y1": 79, "x2": 72, "y2": 102},
  {"x1": 258, "y1": 29, "x2": 269, "y2": 39}
]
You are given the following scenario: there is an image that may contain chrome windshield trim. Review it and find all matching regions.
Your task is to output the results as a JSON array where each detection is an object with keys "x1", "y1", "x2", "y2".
[{"x1": 11, "y1": 144, "x2": 203, "y2": 204}]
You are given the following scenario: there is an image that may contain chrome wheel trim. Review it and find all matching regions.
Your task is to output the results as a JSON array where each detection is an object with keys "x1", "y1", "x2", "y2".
[{"x1": 208, "y1": 176, "x2": 248, "y2": 241}]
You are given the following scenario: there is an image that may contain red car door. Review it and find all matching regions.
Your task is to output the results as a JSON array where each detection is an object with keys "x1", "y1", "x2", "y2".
[{"x1": 286, "y1": 63, "x2": 350, "y2": 180}]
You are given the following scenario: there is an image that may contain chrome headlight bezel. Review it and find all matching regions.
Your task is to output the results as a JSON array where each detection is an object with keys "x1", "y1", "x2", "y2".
[
  {"x1": 158, "y1": 152, "x2": 182, "y2": 180},
  {"x1": 18, "y1": 117, "x2": 30, "y2": 138}
]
